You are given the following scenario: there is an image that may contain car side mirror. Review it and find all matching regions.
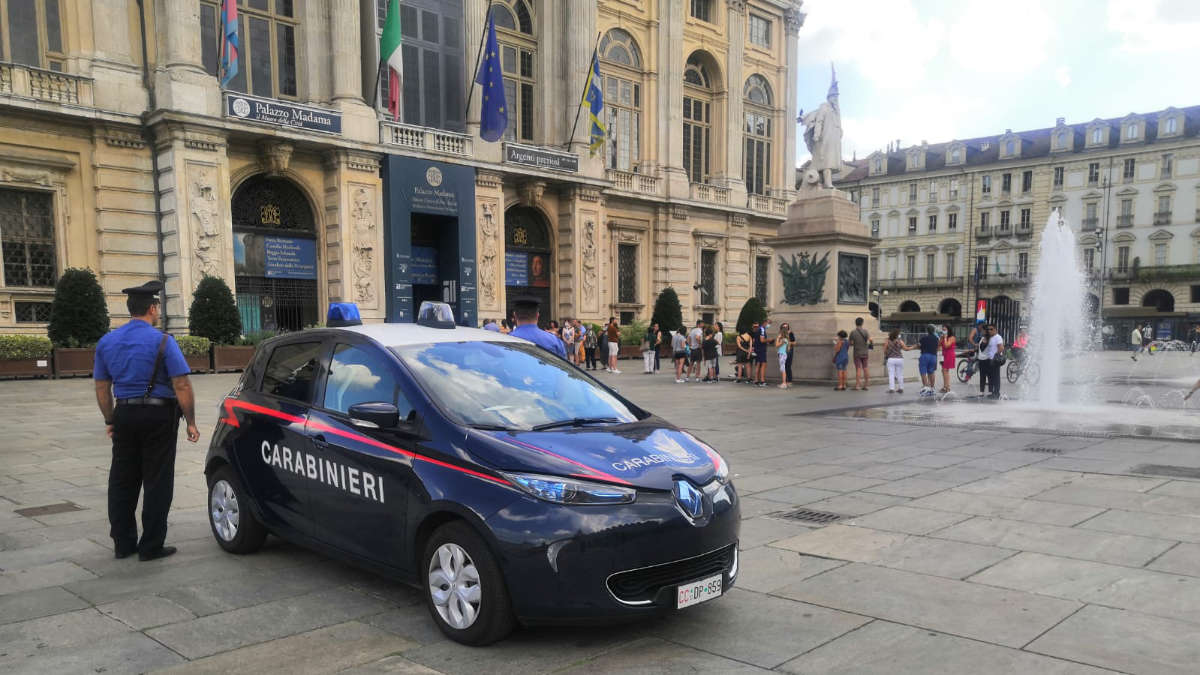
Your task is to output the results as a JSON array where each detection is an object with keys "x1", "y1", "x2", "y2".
[{"x1": 348, "y1": 402, "x2": 400, "y2": 430}]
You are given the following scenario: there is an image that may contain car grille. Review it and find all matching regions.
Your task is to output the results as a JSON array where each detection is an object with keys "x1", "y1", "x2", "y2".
[{"x1": 607, "y1": 545, "x2": 735, "y2": 604}]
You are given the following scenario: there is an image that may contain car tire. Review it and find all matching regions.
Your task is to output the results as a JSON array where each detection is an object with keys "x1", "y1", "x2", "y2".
[
  {"x1": 207, "y1": 466, "x2": 268, "y2": 554},
  {"x1": 422, "y1": 521, "x2": 515, "y2": 646}
]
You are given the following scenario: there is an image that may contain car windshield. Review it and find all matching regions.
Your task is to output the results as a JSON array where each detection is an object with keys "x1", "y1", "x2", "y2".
[{"x1": 393, "y1": 341, "x2": 641, "y2": 431}]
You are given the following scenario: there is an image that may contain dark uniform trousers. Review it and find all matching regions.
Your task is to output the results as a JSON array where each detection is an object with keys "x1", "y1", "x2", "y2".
[{"x1": 109, "y1": 403, "x2": 179, "y2": 554}]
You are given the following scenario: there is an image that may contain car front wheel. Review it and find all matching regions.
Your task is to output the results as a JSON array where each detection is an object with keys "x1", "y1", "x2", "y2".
[
  {"x1": 207, "y1": 466, "x2": 267, "y2": 554},
  {"x1": 423, "y1": 521, "x2": 514, "y2": 645}
]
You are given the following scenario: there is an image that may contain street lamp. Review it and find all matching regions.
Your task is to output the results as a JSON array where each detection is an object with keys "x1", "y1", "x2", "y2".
[{"x1": 871, "y1": 288, "x2": 888, "y2": 320}]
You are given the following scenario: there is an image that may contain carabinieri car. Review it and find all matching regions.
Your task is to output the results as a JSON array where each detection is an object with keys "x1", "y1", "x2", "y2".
[{"x1": 204, "y1": 302, "x2": 739, "y2": 645}]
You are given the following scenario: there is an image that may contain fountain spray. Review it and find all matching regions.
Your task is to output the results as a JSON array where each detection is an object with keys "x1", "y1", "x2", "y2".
[{"x1": 1026, "y1": 208, "x2": 1089, "y2": 405}]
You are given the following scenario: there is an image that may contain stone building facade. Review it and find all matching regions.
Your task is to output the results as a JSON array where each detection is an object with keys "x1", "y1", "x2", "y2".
[
  {"x1": 0, "y1": 0, "x2": 802, "y2": 335},
  {"x1": 835, "y1": 105, "x2": 1200, "y2": 344}
]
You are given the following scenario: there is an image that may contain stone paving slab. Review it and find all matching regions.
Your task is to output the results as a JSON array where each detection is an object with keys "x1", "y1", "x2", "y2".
[
  {"x1": 562, "y1": 637, "x2": 769, "y2": 674},
  {"x1": 2, "y1": 631, "x2": 185, "y2": 675},
  {"x1": 1077, "y1": 508, "x2": 1200, "y2": 544},
  {"x1": 1027, "y1": 604, "x2": 1200, "y2": 675},
  {"x1": 908, "y1": 490, "x2": 1106, "y2": 526},
  {"x1": 846, "y1": 504, "x2": 973, "y2": 535},
  {"x1": 774, "y1": 524, "x2": 1014, "y2": 579},
  {"x1": 0, "y1": 586, "x2": 89, "y2": 626},
  {"x1": 1148, "y1": 542, "x2": 1200, "y2": 577},
  {"x1": 1034, "y1": 484, "x2": 1200, "y2": 517},
  {"x1": 932, "y1": 516, "x2": 1176, "y2": 567},
  {"x1": 733, "y1": 547, "x2": 845, "y2": 594}
]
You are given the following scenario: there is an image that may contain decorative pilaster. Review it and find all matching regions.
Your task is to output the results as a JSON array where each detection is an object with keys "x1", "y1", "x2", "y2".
[
  {"x1": 725, "y1": 0, "x2": 746, "y2": 192},
  {"x1": 331, "y1": 0, "x2": 363, "y2": 102},
  {"x1": 323, "y1": 150, "x2": 385, "y2": 318},
  {"x1": 659, "y1": 0, "x2": 689, "y2": 196},
  {"x1": 783, "y1": 4, "x2": 806, "y2": 195}
]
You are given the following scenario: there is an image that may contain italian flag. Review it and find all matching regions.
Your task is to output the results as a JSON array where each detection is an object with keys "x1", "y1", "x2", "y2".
[{"x1": 380, "y1": 0, "x2": 403, "y2": 120}]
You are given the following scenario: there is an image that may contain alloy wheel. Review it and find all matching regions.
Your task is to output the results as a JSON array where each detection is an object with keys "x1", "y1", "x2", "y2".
[
  {"x1": 210, "y1": 479, "x2": 240, "y2": 542},
  {"x1": 428, "y1": 542, "x2": 482, "y2": 629}
]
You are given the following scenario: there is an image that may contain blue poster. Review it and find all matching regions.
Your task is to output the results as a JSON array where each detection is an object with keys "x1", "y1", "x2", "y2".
[
  {"x1": 411, "y1": 246, "x2": 439, "y2": 285},
  {"x1": 264, "y1": 237, "x2": 317, "y2": 279},
  {"x1": 505, "y1": 252, "x2": 528, "y2": 286}
]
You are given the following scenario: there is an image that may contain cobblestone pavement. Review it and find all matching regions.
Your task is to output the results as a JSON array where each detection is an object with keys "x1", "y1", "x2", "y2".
[{"x1": 2, "y1": 361, "x2": 1200, "y2": 674}]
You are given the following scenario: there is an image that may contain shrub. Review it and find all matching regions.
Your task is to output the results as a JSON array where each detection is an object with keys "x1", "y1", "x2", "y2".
[
  {"x1": 176, "y1": 335, "x2": 212, "y2": 358},
  {"x1": 620, "y1": 319, "x2": 649, "y2": 346},
  {"x1": 188, "y1": 276, "x2": 242, "y2": 345},
  {"x1": 47, "y1": 268, "x2": 109, "y2": 347},
  {"x1": 650, "y1": 288, "x2": 684, "y2": 338},
  {"x1": 735, "y1": 297, "x2": 768, "y2": 335},
  {"x1": 0, "y1": 335, "x2": 54, "y2": 360}
]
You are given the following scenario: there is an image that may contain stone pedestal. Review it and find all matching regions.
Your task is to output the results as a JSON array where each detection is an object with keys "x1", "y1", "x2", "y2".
[{"x1": 767, "y1": 189, "x2": 882, "y2": 384}]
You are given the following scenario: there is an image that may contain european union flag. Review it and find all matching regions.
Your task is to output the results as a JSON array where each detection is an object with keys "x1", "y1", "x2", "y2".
[
  {"x1": 582, "y1": 50, "x2": 606, "y2": 156},
  {"x1": 476, "y1": 14, "x2": 508, "y2": 143}
]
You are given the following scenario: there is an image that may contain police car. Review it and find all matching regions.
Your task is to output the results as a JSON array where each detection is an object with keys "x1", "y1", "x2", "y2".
[{"x1": 205, "y1": 302, "x2": 739, "y2": 645}]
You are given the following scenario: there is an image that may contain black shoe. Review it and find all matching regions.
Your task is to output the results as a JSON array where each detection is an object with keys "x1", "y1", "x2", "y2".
[
  {"x1": 138, "y1": 546, "x2": 177, "y2": 561},
  {"x1": 114, "y1": 548, "x2": 136, "y2": 560}
]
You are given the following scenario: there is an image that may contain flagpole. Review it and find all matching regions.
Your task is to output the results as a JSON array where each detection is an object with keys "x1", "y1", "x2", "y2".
[
  {"x1": 370, "y1": 57, "x2": 384, "y2": 110},
  {"x1": 463, "y1": 0, "x2": 495, "y2": 122},
  {"x1": 217, "y1": 0, "x2": 227, "y2": 87},
  {"x1": 564, "y1": 32, "x2": 602, "y2": 150}
]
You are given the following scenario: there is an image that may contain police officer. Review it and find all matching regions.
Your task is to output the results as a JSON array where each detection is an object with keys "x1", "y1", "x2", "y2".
[
  {"x1": 508, "y1": 295, "x2": 567, "y2": 359},
  {"x1": 93, "y1": 280, "x2": 200, "y2": 561}
]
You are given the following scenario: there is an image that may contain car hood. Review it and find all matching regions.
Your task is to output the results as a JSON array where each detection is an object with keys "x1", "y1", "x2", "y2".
[{"x1": 466, "y1": 420, "x2": 723, "y2": 490}]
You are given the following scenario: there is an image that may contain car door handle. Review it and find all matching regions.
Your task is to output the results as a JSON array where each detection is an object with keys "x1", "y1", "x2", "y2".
[{"x1": 312, "y1": 434, "x2": 329, "y2": 449}]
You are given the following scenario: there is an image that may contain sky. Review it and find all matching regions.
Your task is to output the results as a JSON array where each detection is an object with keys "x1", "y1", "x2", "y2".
[{"x1": 793, "y1": 0, "x2": 1200, "y2": 165}]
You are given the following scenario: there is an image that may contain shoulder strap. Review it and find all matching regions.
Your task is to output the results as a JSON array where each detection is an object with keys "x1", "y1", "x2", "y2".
[{"x1": 144, "y1": 333, "x2": 169, "y2": 399}]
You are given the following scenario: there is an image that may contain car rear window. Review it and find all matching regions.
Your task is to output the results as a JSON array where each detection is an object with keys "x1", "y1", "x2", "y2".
[{"x1": 261, "y1": 341, "x2": 323, "y2": 403}]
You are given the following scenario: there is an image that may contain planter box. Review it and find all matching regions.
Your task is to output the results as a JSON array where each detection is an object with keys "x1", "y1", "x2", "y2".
[
  {"x1": 618, "y1": 345, "x2": 642, "y2": 359},
  {"x1": 54, "y1": 347, "x2": 96, "y2": 377},
  {"x1": 722, "y1": 344, "x2": 736, "y2": 355},
  {"x1": 0, "y1": 357, "x2": 53, "y2": 379},
  {"x1": 185, "y1": 354, "x2": 212, "y2": 373},
  {"x1": 213, "y1": 345, "x2": 255, "y2": 372}
]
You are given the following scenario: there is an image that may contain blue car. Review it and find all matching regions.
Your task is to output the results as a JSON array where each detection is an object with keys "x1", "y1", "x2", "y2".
[{"x1": 204, "y1": 303, "x2": 740, "y2": 645}]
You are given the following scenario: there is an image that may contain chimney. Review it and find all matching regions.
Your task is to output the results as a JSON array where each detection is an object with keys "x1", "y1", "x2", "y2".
[
  {"x1": 1056, "y1": 117, "x2": 1065, "y2": 126},
  {"x1": 896, "y1": 138, "x2": 901, "y2": 149},
  {"x1": 1005, "y1": 128, "x2": 1012, "y2": 134}
]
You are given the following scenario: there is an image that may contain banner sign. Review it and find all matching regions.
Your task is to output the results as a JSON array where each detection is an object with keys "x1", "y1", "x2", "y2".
[
  {"x1": 975, "y1": 299, "x2": 988, "y2": 323},
  {"x1": 264, "y1": 237, "x2": 317, "y2": 279},
  {"x1": 226, "y1": 93, "x2": 342, "y2": 135},
  {"x1": 505, "y1": 252, "x2": 528, "y2": 286},
  {"x1": 410, "y1": 246, "x2": 439, "y2": 285},
  {"x1": 504, "y1": 143, "x2": 579, "y2": 173}
]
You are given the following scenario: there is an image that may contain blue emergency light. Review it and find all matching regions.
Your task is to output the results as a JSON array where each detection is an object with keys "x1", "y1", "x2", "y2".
[
  {"x1": 327, "y1": 302, "x2": 362, "y2": 327},
  {"x1": 417, "y1": 301, "x2": 456, "y2": 329}
]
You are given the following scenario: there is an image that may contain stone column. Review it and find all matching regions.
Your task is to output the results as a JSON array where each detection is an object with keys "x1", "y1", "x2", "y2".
[
  {"x1": 156, "y1": 0, "x2": 220, "y2": 116},
  {"x1": 465, "y1": 0, "x2": 487, "y2": 136},
  {"x1": 89, "y1": 0, "x2": 147, "y2": 115},
  {"x1": 782, "y1": 6, "x2": 805, "y2": 196},
  {"x1": 331, "y1": 0, "x2": 363, "y2": 102},
  {"x1": 725, "y1": 0, "x2": 746, "y2": 192},
  {"x1": 658, "y1": 0, "x2": 689, "y2": 197},
  {"x1": 563, "y1": 0, "x2": 597, "y2": 155}
]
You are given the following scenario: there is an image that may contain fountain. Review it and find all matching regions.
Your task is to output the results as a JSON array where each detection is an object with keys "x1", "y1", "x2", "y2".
[{"x1": 1025, "y1": 209, "x2": 1088, "y2": 406}]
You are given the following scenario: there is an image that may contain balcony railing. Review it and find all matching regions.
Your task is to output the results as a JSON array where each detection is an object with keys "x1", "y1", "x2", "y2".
[
  {"x1": 607, "y1": 169, "x2": 661, "y2": 195},
  {"x1": 1116, "y1": 214, "x2": 1133, "y2": 228},
  {"x1": 1016, "y1": 223, "x2": 1033, "y2": 237},
  {"x1": 976, "y1": 226, "x2": 992, "y2": 239},
  {"x1": 380, "y1": 121, "x2": 472, "y2": 157},
  {"x1": 979, "y1": 273, "x2": 1027, "y2": 287},
  {"x1": 690, "y1": 182, "x2": 730, "y2": 205},
  {"x1": 748, "y1": 193, "x2": 789, "y2": 215},
  {"x1": 1081, "y1": 218, "x2": 1099, "y2": 231},
  {"x1": 1153, "y1": 211, "x2": 1172, "y2": 225},
  {"x1": 1109, "y1": 264, "x2": 1200, "y2": 282},
  {"x1": 0, "y1": 62, "x2": 92, "y2": 106}
]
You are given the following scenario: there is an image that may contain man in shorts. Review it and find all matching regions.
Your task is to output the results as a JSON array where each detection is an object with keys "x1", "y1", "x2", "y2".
[
  {"x1": 754, "y1": 319, "x2": 769, "y2": 387},
  {"x1": 687, "y1": 320, "x2": 705, "y2": 382},
  {"x1": 849, "y1": 317, "x2": 873, "y2": 390},
  {"x1": 917, "y1": 325, "x2": 940, "y2": 397}
]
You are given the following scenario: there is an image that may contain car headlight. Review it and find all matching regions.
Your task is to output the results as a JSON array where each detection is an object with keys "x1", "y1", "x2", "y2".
[{"x1": 503, "y1": 472, "x2": 636, "y2": 505}]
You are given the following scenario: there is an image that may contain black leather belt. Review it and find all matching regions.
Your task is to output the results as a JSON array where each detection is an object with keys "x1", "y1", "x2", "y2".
[{"x1": 116, "y1": 397, "x2": 176, "y2": 407}]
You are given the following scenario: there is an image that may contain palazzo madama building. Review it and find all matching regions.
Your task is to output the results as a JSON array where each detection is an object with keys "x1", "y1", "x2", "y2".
[{"x1": 0, "y1": 0, "x2": 803, "y2": 333}]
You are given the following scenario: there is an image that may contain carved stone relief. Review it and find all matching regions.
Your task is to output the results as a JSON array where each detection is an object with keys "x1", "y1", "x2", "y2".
[
  {"x1": 351, "y1": 187, "x2": 377, "y2": 306},
  {"x1": 479, "y1": 202, "x2": 499, "y2": 307},
  {"x1": 260, "y1": 141, "x2": 294, "y2": 176},
  {"x1": 189, "y1": 167, "x2": 222, "y2": 288},
  {"x1": 581, "y1": 219, "x2": 598, "y2": 307}
]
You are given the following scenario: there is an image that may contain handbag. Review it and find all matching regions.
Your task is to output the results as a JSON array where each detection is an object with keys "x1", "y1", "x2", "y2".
[{"x1": 994, "y1": 349, "x2": 1007, "y2": 367}]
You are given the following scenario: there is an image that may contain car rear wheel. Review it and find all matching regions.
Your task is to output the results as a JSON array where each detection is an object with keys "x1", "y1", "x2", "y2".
[
  {"x1": 208, "y1": 466, "x2": 267, "y2": 554},
  {"x1": 423, "y1": 521, "x2": 514, "y2": 645}
]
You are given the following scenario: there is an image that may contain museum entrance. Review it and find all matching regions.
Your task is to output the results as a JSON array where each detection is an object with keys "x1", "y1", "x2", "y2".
[
  {"x1": 410, "y1": 212, "x2": 457, "y2": 309},
  {"x1": 232, "y1": 175, "x2": 319, "y2": 333},
  {"x1": 504, "y1": 206, "x2": 552, "y2": 326}
]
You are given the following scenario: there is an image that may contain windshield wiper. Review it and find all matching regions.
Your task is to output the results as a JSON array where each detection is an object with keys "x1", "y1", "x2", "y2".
[
  {"x1": 469, "y1": 423, "x2": 518, "y2": 432},
  {"x1": 530, "y1": 417, "x2": 621, "y2": 432}
]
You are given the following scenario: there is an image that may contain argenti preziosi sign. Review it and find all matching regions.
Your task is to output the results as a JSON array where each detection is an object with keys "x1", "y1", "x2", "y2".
[{"x1": 503, "y1": 143, "x2": 579, "y2": 172}]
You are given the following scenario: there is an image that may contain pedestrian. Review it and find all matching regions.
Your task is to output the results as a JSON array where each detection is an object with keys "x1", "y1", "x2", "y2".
[
  {"x1": 703, "y1": 327, "x2": 719, "y2": 383},
  {"x1": 776, "y1": 325, "x2": 792, "y2": 389},
  {"x1": 93, "y1": 280, "x2": 200, "y2": 562},
  {"x1": 784, "y1": 322, "x2": 796, "y2": 385},
  {"x1": 831, "y1": 330, "x2": 849, "y2": 390},
  {"x1": 1130, "y1": 323, "x2": 1143, "y2": 361},
  {"x1": 712, "y1": 322, "x2": 725, "y2": 380},
  {"x1": 672, "y1": 328, "x2": 688, "y2": 383},
  {"x1": 561, "y1": 318, "x2": 576, "y2": 365},
  {"x1": 917, "y1": 325, "x2": 940, "y2": 397},
  {"x1": 1142, "y1": 323, "x2": 1155, "y2": 357},
  {"x1": 735, "y1": 324, "x2": 753, "y2": 382},
  {"x1": 754, "y1": 318, "x2": 770, "y2": 387},
  {"x1": 849, "y1": 317, "x2": 873, "y2": 390},
  {"x1": 1190, "y1": 323, "x2": 1200, "y2": 356},
  {"x1": 584, "y1": 323, "x2": 598, "y2": 370},
  {"x1": 978, "y1": 323, "x2": 1005, "y2": 399},
  {"x1": 482, "y1": 317, "x2": 500, "y2": 332},
  {"x1": 606, "y1": 317, "x2": 622, "y2": 373},
  {"x1": 939, "y1": 324, "x2": 957, "y2": 393},
  {"x1": 883, "y1": 329, "x2": 915, "y2": 394},
  {"x1": 642, "y1": 322, "x2": 660, "y2": 374},
  {"x1": 509, "y1": 296, "x2": 567, "y2": 359},
  {"x1": 687, "y1": 320, "x2": 705, "y2": 382}
]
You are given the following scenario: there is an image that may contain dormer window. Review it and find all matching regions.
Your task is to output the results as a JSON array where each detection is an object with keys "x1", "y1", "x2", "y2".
[
  {"x1": 1091, "y1": 128, "x2": 1103, "y2": 144},
  {"x1": 873, "y1": 157, "x2": 882, "y2": 173},
  {"x1": 1125, "y1": 124, "x2": 1138, "y2": 140},
  {"x1": 951, "y1": 148, "x2": 960, "y2": 163},
  {"x1": 1162, "y1": 115, "x2": 1179, "y2": 136},
  {"x1": 1005, "y1": 140, "x2": 1014, "y2": 156},
  {"x1": 1055, "y1": 130, "x2": 1067, "y2": 148}
]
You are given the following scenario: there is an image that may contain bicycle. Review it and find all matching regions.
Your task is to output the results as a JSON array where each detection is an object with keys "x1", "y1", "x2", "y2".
[
  {"x1": 955, "y1": 350, "x2": 977, "y2": 383},
  {"x1": 1005, "y1": 349, "x2": 1041, "y2": 385}
]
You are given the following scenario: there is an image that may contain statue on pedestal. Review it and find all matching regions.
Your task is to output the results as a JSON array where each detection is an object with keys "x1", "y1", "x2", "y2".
[{"x1": 799, "y1": 64, "x2": 843, "y2": 189}]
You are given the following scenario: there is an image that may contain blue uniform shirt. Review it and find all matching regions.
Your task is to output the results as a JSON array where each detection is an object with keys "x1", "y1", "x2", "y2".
[
  {"x1": 94, "y1": 320, "x2": 191, "y2": 398},
  {"x1": 510, "y1": 324, "x2": 567, "y2": 360}
]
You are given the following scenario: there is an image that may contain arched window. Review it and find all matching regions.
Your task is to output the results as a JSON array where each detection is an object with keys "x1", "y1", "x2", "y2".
[
  {"x1": 0, "y1": 0, "x2": 63, "y2": 70},
  {"x1": 899, "y1": 300, "x2": 921, "y2": 313},
  {"x1": 600, "y1": 29, "x2": 643, "y2": 172},
  {"x1": 201, "y1": 0, "x2": 299, "y2": 98},
  {"x1": 743, "y1": 74, "x2": 773, "y2": 196},
  {"x1": 489, "y1": 0, "x2": 536, "y2": 141},
  {"x1": 683, "y1": 53, "x2": 716, "y2": 184}
]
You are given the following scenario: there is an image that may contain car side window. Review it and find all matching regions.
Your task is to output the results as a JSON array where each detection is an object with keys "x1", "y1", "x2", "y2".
[
  {"x1": 324, "y1": 343, "x2": 412, "y2": 419},
  {"x1": 261, "y1": 342, "x2": 324, "y2": 403}
]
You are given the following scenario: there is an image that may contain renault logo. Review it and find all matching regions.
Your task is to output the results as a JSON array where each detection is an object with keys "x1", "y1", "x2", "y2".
[{"x1": 674, "y1": 479, "x2": 704, "y2": 519}]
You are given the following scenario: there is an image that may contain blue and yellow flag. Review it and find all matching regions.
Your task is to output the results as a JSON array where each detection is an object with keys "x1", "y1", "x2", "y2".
[
  {"x1": 582, "y1": 50, "x2": 606, "y2": 156},
  {"x1": 476, "y1": 13, "x2": 508, "y2": 142}
]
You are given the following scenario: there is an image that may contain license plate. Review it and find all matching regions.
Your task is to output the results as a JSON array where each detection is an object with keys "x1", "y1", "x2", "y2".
[{"x1": 676, "y1": 573, "x2": 723, "y2": 609}]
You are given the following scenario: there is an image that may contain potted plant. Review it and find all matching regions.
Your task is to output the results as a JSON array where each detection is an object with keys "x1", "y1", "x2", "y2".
[
  {"x1": 176, "y1": 336, "x2": 212, "y2": 373},
  {"x1": 48, "y1": 268, "x2": 109, "y2": 377},
  {"x1": 0, "y1": 335, "x2": 53, "y2": 378},
  {"x1": 188, "y1": 276, "x2": 252, "y2": 372}
]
